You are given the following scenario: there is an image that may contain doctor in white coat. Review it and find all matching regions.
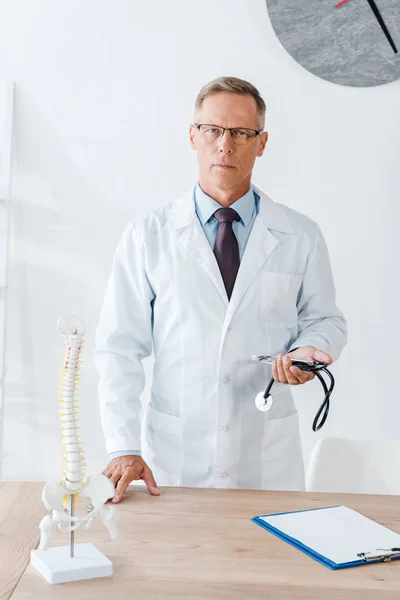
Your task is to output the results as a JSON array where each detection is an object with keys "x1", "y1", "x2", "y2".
[{"x1": 95, "y1": 76, "x2": 347, "y2": 503}]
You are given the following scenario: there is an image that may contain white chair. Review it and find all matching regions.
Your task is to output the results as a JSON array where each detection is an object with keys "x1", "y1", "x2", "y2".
[{"x1": 306, "y1": 437, "x2": 400, "y2": 495}]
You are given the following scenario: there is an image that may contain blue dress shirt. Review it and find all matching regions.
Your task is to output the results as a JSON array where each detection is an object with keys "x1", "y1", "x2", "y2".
[
  {"x1": 194, "y1": 182, "x2": 260, "y2": 259},
  {"x1": 109, "y1": 183, "x2": 260, "y2": 460}
]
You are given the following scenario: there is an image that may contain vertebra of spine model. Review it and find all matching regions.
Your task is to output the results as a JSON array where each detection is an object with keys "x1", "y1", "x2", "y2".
[{"x1": 37, "y1": 315, "x2": 118, "y2": 551}]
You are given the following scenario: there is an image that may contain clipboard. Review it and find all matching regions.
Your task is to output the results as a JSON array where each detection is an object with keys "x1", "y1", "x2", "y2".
[{"x1": 252, "y1": 505, "x2": 400, "y2": 570}]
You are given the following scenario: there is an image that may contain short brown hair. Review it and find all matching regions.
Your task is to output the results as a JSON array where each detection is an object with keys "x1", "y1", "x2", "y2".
[{"x1": 194, "y1": 76, "x2": 266, "y2": 129}]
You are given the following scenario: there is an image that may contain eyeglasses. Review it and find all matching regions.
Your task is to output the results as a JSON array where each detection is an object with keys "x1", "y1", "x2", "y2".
[{"x1": 193, "y1": 123, "x2": 263, "y2": 146}]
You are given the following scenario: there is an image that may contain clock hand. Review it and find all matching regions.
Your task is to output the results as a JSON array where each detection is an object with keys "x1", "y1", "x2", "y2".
[
  {"x1": 366, "y1": 0, "x2": 398, "y2": 54},
  {"x1": 335, "y1": 0, "x2": 397, "y2": 54}
]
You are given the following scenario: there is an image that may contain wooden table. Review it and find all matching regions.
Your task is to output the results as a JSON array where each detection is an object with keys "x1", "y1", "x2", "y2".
[{"x1": 2, "y1": 482, "x2": 400, "y2": 599}]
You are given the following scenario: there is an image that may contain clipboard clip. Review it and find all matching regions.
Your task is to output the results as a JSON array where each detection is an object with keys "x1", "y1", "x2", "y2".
[{"x1": 357, "y1": 548, "x2": 400, "y2": 562}]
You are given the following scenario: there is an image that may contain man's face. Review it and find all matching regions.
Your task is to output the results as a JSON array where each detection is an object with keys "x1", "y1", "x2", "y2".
[{"x1": 189, "y1": 92, "x2": 268, "y2": 192}]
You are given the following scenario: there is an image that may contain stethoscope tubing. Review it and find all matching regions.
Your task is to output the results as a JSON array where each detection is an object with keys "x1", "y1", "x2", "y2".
[{"x1": 255, "y1": 358, "x2": 335, "y2": 431}]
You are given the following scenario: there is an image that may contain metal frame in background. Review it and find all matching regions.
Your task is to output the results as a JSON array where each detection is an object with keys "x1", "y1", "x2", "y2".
[{"x1": 0, "y1": 82, "x2": 15, "y2": 480}]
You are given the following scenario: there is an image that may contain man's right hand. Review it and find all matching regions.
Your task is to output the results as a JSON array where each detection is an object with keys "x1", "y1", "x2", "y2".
[{"x1": 102, "y1": 455, "x2": 160, "y2": 503}]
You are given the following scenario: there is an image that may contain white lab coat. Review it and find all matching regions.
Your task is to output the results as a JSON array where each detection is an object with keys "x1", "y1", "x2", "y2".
[{"x1": 94, "y1": 184, "x2": 347, "y2": 491}]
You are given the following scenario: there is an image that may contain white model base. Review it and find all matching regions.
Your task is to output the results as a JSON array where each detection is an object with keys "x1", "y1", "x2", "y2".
[{"x1": 30, "y1": 543, "x2": 113, "y2": 584}]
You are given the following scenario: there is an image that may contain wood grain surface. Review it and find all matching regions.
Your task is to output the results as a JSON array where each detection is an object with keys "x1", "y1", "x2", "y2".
[
  {"x1": 3, "y1": 483, "x2": 400, "y2": 599},
  {"x1": 0, "y1": 483, "x2": 45, "y2": 600}
]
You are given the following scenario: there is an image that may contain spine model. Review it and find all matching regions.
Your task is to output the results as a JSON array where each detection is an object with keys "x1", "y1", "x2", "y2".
[
  {"x1": 59, "y1": 330, "x2": 85, "y2": 503},
  {"x1": 38, "y1": 315, "x2": 118, "y2": 553}
]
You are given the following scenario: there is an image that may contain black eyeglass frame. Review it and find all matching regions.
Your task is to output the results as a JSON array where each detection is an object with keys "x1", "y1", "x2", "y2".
[{"x1": 193, "y1": 123, "x2": 264, "y2": 140}]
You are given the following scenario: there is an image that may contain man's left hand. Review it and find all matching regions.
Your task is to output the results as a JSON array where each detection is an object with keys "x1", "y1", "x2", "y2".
[{"x1": 272, "y1": 346, "x2": 333, "y2": 386}]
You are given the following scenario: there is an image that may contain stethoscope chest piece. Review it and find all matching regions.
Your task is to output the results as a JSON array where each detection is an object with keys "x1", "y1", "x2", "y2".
[{"x1": 255, "y1": 391, "x2": 274, "y2": 412}]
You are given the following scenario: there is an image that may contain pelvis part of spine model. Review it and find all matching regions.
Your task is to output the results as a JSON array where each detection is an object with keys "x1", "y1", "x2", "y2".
[{"x1": 31, "y1": 315, "x2": 118, "y2": 584}]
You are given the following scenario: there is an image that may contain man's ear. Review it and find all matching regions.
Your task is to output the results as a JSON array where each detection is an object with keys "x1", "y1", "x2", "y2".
[
  {"x1": 257, "y1": 131, "x2": 269, "y2": 157},
  {"x1": 189, "y1": 124, "x2": 198, "y2": 150}
]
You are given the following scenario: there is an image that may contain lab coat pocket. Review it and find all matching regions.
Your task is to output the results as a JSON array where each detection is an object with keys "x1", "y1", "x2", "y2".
[
  {"x1": 144, "y1": 404, "x2": 181, "y2": 474},
  {"x1": 261, "y1": 411, "x2": 305, "y2": 491},
  {"x1": 259, "y1": 272, "x2": 302, "y2": 329}
]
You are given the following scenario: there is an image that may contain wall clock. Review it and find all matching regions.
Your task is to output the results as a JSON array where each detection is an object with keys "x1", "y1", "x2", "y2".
[{"x1": 265, "y1": 0, "x2": 400, "y2": 86}]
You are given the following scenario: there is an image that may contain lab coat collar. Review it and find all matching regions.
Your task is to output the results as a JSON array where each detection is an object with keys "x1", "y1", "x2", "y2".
[
  {"x1": 167, "y1": 182, "x2": 296, "y2": 322},
  {"x1": 168, "y1": 183, "x2": 295, "y2": 234}
]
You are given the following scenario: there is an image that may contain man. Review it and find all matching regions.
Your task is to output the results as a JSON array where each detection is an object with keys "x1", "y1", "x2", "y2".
[{"x1": 95, "y1": 76, "x2": 347, "y2": 504}]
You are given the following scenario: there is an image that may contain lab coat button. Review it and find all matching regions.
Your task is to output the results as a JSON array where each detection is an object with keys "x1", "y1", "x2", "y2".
[
  {"x1": 227, "y1": 325, "x2": 232, "y2": 332},
  {"x1": 221, "y1": 425, "x2": 231, "y2": 433},
  {"x1": 222, "y1": 376, "x2": 231, "y2": 384},
  {"x1": 220, "y1": 472, "x2": 228, "y2": 479}
]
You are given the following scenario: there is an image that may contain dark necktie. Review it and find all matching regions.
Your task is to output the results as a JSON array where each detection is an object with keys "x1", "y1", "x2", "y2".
[{"x1": 213, "y1": 208, "x2": 240, "y2": 300}]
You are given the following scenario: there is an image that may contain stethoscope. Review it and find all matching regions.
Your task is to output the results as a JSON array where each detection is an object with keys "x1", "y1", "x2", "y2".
[{"x1": 252, "y1": 355, "x2": 335, "y2": 431}]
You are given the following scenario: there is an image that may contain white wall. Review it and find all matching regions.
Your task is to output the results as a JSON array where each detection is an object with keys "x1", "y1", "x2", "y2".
[{"x1": 0, "y1": 0, "x2": 399, "y2": 482}]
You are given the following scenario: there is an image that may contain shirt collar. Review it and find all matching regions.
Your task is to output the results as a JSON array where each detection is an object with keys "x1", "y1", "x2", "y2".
[{"x1": 194, "y1": 182, "x2": 255, "y2": 227}]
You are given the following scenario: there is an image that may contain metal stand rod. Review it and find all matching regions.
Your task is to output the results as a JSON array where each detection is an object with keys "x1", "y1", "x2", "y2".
[{"x1": 69, "y1": 495, "x2": 74, "y2": 558}]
